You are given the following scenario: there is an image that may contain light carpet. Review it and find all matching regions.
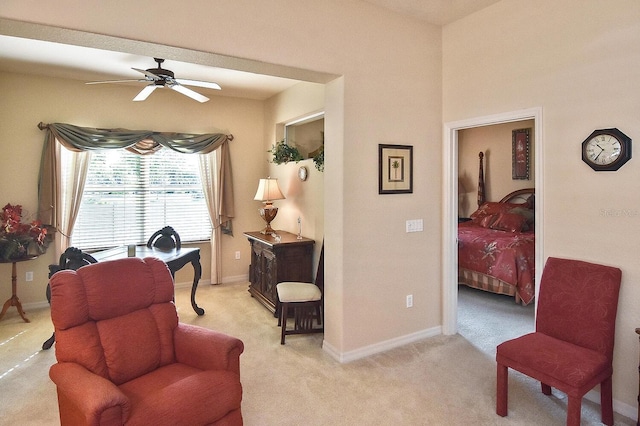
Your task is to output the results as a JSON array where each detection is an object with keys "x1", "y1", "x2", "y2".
[{"x1": 0, "y1": 281, "x2": 633, "y2": 425}]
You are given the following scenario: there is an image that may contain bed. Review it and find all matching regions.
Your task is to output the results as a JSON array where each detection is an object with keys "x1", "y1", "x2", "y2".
[{"x1": 458, "y1": 152, "x2": 536, "y2": 305}]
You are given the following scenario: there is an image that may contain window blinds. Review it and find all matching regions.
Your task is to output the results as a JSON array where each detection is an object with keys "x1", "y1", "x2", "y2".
[{"x1": 69, "y1": 148, "x2": 212, "y2": 250}]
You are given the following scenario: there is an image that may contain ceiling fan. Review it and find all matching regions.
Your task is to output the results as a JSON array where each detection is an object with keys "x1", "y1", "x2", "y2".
[{"x1": 86, "y1": 58, "x2": 221, "y2": 103}]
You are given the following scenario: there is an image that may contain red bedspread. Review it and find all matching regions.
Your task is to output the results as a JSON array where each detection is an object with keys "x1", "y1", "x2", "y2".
[{"x1": 458, "y1": 221, "x2": 535, "y2": 305}]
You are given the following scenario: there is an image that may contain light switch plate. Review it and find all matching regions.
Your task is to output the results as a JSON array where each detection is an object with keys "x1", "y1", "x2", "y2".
[{"x1": 405, "y1": 219, "x2": 424, "y2": 233}]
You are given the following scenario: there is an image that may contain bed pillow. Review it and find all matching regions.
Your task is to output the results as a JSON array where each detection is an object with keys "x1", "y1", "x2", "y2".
[
  {"x1": 470, "y1": 202, "x2": 519, "y2": 223},
  {"x1": 478, "y1": 214, "x2": 498, "y2": 228},
  {"x1": 510, "y1": 206, "x2": 535, "y2": 226},
  {"x1": 489, "y1": 212, "x2": 529, "y2": 232}
]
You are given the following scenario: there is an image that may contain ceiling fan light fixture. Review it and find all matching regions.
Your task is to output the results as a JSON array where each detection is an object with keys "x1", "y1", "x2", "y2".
[{"x1": 88, "y1": 58, "x2": 219, "y2": 103}]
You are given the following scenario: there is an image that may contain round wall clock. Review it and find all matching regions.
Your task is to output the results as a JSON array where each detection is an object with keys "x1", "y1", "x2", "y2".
[
  {"x1": 581, "y1": 128, "x2": 632, "y2": 171},
  {"x1": 298, "y1": 166, "x2": 308, "y2": 181}
]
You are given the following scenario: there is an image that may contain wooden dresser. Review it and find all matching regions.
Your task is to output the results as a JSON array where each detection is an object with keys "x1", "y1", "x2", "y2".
[{"x1": 244, "y1": 230, "x2": 314, "y2": 314}]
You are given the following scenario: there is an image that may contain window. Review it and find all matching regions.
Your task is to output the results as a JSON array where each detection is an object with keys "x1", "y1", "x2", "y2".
[{"x1": 66, "y1": 148, "x2": 212, "y2": 250}]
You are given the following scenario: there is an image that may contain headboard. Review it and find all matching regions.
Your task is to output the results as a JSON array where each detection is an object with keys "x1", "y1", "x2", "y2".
[{"x1": 499, "y1": 188, "x2": 535, "y2": 206}]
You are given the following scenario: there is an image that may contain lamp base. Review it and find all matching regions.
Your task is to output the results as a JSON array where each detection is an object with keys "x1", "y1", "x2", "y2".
[{"x1": 258, "y1": 206, "x2": 278, "y2": 235}]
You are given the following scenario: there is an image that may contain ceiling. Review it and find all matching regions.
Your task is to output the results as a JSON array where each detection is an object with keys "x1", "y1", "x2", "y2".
[
  {"x1": 0, "y1": 34, "x2": 303, "y2": 101},
  {"x1": 0, "y1": 1, "x2": 501, "y2": 101},
  {"x1": 362, "y1": 0, "x2": 501, "y2": 25}
]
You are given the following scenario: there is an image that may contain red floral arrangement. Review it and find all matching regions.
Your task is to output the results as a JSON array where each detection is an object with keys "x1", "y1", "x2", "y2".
[{"x1": 0, "y1": 203, "x2": 47, "y2": 260}]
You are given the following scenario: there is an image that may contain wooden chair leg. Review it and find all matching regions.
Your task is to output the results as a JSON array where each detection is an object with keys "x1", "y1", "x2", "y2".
[
  {"x1": 600, "y1": 376, "x2": 614, "y2": 426},
  {"x1": 541, "y1": 383, "x2": 552, "y2": 395},
  {"x1": 277, "y1": 303, "x2": 282, "y2": 327},
  {"x1": 496, "y1": 363, "x2": 508, "y2": 417},
  {"x1": 566, "y1": 396, "x2": 581, "y2": 426},
  {"x1": 280, "y1": 303, "x2": 288, "y2": 345},
  {"x1": 316, "y1": 304, "x2": 322, "y2": 326},
  {"x1": 42, "y1": 332, "x2": 55, "y2": 350}
]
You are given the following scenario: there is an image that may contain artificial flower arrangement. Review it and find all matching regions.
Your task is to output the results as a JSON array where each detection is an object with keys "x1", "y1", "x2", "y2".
[{"x1": 0, "y1": 203, "x2": 48, "y2": 260}]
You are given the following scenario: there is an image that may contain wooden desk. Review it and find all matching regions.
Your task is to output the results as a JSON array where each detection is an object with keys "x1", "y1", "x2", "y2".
[
  {"x1": 0, "y1": 255, "x2": 38, "y2": 323},
  {"x1": 244, "y1": 231, "x2": 314, "y2": 315},
  {"x1": 92, "y1": 246, "x2": 204, "y2": 316}
]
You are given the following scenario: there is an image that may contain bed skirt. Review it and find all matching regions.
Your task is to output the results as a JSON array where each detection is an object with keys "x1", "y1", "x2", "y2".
[{"x1": 458, "y1": 267, "x2": 523, "y2": 305}]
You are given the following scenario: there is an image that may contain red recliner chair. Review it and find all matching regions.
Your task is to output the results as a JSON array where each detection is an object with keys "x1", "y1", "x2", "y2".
[
  {"x1": 49, "y1": 257, "x2": 244, "y2": 425},
  {"x1": 496, "y1": 257, "x2": 622, "y2": 426}
]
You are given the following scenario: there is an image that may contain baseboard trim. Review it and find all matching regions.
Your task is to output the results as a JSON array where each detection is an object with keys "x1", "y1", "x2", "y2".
[
  {"x1": 221, "y1": 274, "x2": 249, "y2": 285},
  {"x1": 583, "y1": 389, "x2": 636, "y2": 422},
  {"x1": 22, "y1": 301, "x2": 49, "y2": 311},
  {"x1": 174, "y1": 279, "x2": 210, "y2": 289},
  {"x1": 323, "y1": 326, "x2": 442, "y2": 364}
]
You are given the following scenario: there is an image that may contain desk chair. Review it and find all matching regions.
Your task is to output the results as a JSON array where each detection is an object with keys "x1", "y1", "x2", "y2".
[
  {"x1": 276, "y1": 244, "x2": 324, "y2": 344},
  {"x1": 496, "y1": 257, "x2": 622, "y2": 426},
  {"x1": 147, "y1": 226, "x2": 181, "y2": 250},
  {"x1": 42, "y1": 247, "x2": 97, "y2": 350}
]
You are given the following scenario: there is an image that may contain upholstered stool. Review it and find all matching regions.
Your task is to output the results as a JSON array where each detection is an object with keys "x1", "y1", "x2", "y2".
[
  {"x1": 276, "y1": 282, "x2": 323, "y2": 344},
  {"x1": 276, "y1": 243, "x2": 324, "y2": 345}
]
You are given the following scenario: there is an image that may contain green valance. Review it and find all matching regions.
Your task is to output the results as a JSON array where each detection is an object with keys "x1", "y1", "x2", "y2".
[
  {"x1": 37, "y1": 122, "x2": 233, "y2": 154},
  {"x1": 36, "y1": 122, "x2": 235, "y2": 232}
]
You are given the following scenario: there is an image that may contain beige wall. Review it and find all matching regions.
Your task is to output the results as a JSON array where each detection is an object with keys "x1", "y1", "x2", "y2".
[
  {"x1": 0, "y1": 0, "x2": 443, "y2": 359},
  {"x1": 458, "y1": 120, "x2": 535, "y2": 217},
  {"x1": 263, "y1": 82, "x2": 325, "y2": 267},
  {"x1": 444, "y1": 0, "x2": 640, "y2": 413},
  {"x1": 1, "y1": 0, "x2": 638, "y2": 417},
  {"x1": 0, "y1": 71, "x2": 265, "y2": 305}
]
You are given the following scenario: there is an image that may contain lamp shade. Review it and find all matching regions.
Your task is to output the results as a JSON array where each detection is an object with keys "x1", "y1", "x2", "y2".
[{"x1": 254, "y1": 178, "x2": 285, "y2": 202}]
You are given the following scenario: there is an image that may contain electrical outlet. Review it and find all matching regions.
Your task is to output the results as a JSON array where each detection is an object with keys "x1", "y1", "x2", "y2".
[
  {"x1": 406, "y1": 294, "x2": 413, "y2": 308},
  {"x1": 25, "y1": 271, "x2": 33, "y2": 282},
  {"x1": 235, "y1": 251, "x2": 241, "y2": 260}
]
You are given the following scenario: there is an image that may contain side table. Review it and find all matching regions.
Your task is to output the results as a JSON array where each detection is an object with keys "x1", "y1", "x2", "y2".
[{"x1": 0, "y1": 255, "x2": 38, "y2": 323}]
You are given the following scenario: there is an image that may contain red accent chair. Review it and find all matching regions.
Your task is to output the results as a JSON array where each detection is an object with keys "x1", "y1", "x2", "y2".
[
  {"x1": 496, "y1": 257, "x2": 622, "y2": 426},
  {"x1": 49, "y1": 257, "x2": 244, "y2": 425}
]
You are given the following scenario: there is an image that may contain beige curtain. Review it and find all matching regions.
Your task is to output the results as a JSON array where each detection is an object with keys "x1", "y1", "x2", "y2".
[
  {"x1": 37, "y1": 122, "x2": 235, "y2": 275},
  {"x1": 198, "y1": 142, "x2": 235, "y2": 285},
  {"x1": 56, "y1": 148, "x2": 90, "y2": 259}
]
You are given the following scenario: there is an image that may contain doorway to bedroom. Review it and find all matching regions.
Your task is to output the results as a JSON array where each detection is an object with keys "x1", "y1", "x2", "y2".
[
  {"x1": 456, "y1": 120, "x2": 537, "y2": 355},
  {"x1": 442, "y1": 107, "x2": 543, "y2": 346}
]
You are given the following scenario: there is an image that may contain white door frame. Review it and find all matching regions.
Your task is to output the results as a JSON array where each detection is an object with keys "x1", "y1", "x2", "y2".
[{"x1": 442, "y1": 107, "x2": 544, "y2": 335}]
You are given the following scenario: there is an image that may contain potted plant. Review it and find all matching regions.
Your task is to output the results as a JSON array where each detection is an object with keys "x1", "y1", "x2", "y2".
[
  {"x1": 312, "y1": 146, "x2": 324, "y2": 172},
  {"x1": 269, "y1": 140, "x2": 303, "y2": 164}
]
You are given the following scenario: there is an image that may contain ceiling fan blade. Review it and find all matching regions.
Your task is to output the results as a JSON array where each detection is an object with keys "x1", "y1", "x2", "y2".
[
  {"x1": 86, "y1": 79, "x2": 146, "y2": 85},
  {"x1": 133, "y1": 85, "x2": 159, "y2": 102},
  {"x1": 175, "y1": 78, "x2": 221, "y2": 90},
  {"x1": 132, "y1": 67, "x2": 161, "y2": 81},
  {"x1": 169, "y1": 84, "x2": 209, "y2": 103}
]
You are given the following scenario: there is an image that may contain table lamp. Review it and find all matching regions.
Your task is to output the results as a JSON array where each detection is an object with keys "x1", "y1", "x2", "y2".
[{"x1": 254, "y1": 177, "x2": 285, "y2": 234}]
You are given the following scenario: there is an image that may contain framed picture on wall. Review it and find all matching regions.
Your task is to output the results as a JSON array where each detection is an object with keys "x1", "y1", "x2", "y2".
[
  {"x1": 379, "y1": 144, "x2": 413, "y2": 194},
  {"x1": 512, "y1": 128, "x2": 531, "y2": 180}
]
